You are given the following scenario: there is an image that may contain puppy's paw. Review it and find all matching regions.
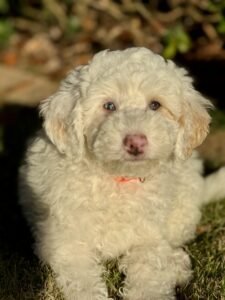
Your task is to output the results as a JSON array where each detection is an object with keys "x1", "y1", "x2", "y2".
[{"x1": 172, "y1": 248, "x2": 192, "y2": 286}]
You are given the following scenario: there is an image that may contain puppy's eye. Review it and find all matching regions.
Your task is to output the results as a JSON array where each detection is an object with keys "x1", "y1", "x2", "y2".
[
  {"x1": 149, "y1": 100, "x2": 161, "y2": 111},
  {"x1": 103, "y1": 101, "x2": 116, "y2": 111}
]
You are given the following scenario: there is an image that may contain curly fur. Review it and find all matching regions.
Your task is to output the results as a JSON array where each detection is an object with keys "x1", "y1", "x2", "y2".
[{"x1": 19, "y1": 48, "x2": 225, "y2": 300}]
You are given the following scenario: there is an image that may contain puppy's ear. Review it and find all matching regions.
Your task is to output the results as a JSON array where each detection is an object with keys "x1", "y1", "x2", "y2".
[
  {"x1": 175, "y1": 90, "x2": 213, "y2": 160},
  {"x1": 39, "y1": 67, "x2": 86, "y2": 156}
]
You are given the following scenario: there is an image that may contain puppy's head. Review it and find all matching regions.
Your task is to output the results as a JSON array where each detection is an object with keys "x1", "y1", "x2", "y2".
[{"x1": 40, "y1": 48, "x2": 212, "y2": 171}]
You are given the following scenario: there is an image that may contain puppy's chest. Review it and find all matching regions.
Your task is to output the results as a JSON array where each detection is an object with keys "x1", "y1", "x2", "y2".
[
  {"x1": 86, "y1": 176, "x2": 174, "y2": 256},
  {"x1": 90, "y1": 175, "x2": 173, "y2": 224}
]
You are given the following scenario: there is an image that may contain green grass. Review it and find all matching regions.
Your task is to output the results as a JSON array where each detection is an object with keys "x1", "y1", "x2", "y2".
[
  {"x1": 103, "y1": 259, "x2": 125, "y2": 299},
  {"x1": 180, "y1": 200, "x2": 225, "y2": 300},
  {"x1": 0, "y1": 254, "x2": 63, "y2": 300}
]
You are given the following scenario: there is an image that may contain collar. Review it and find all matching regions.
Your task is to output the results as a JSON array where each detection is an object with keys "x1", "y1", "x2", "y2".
[{"x1": 114, "y1": 176, "x2": 145, "y2": 183}]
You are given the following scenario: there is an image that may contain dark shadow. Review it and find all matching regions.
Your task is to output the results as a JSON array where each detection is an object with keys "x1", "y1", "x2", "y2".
[
  {"x1": 0, "y1": 104, "x2": 45, "y2": 298},
  {"x1": 176, "y1": 57, "x2": 225, "y2": 110}
]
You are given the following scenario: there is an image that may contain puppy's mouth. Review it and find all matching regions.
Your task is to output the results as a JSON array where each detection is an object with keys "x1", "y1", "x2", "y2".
[
  {"x1": 99, "y1": 156, "x2": 154, "y2": 179},
  {"x1": 127, "y1": 147, "x2": 144, "y2": 157},
  {"x1": 124, "y1": 147, "x2": 147, "y2": 161},
  {"x1": 124, "y1": 154, "x2": 147, "y2": 162}
]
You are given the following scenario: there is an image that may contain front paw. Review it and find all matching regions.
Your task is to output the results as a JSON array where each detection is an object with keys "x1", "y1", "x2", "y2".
[
  {"x1": 172, "y1": 248, "x2": 192, "y2": 286},
  {"x1": 121, "y1": 247, "x2": 192, "y2": 300}
]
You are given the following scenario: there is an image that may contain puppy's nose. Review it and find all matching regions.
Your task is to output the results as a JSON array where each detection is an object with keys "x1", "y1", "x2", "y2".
[{"x1": 123, "y1": 134, "x2": 148, "y2": 156}]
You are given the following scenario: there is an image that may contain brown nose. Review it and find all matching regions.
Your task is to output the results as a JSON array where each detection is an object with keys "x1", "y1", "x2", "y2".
[{"x1": 123, "y1": 134, "x2": 148, "y2": 156}]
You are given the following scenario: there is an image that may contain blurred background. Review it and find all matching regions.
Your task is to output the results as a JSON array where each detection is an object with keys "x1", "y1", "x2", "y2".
[
  {"x1": 0, "y1": 1, "x2": 225, "y2": 299},
  {"x1": 1, "y1": 0, "x2": 225, "y2": 104}
]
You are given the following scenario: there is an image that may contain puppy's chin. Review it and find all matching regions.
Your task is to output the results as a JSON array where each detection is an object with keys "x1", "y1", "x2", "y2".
[{"x1": 95, "y1": 158, "x2": 158, "y2": 178}]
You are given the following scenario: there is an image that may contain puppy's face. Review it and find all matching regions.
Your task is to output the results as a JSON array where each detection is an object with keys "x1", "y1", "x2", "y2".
[
  {"x1": 40, "y1": 48, "x2": 212, "y2": 173},
  {"x1": 83, "y1": 72, "x2": 180, "y2": 165}
]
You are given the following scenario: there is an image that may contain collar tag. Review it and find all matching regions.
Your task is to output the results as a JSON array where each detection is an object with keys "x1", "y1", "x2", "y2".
[{"x1": 114, "y1": 176, "x2": 145, "y2": 183}]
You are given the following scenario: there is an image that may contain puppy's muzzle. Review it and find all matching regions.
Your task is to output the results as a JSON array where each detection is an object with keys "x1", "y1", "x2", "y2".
[{"x1": 123, "y1": 134, "x2": 148, "y2": 156}]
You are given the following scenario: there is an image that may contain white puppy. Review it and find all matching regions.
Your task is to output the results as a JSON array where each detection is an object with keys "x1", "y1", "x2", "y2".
[{"x1": 19, "y1": 48, "x2": 225, "y2": 300}]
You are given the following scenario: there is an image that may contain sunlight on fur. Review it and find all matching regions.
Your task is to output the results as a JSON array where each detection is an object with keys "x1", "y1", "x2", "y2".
[{"x1": 19, "y1": 48, "x2": 225, "y2": 300}]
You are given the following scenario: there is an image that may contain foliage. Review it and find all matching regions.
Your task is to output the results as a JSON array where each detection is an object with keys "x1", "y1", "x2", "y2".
[
  {"x1": 0, "y1": 0, "x2": 9, "y2": 14},
  {"x1": 163, "y1": 24, "x2": 192, "y2": 58},
  {"x1": 1, "y1": 0, "x2": 225, "y2": 59},
  {"x1": 0, "y1": 19, "x2": 14, "y2": 47}
]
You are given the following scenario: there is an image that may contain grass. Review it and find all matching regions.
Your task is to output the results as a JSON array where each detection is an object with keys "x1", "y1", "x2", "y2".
[
  {"x1": 103, "y1": 259, "x2": 125, "y2": 299},
  {"x1": 179, "y1": 200, "x2": 225, "y2": 299},
  {"x1": 0, "y1": 254, "x2": 63, "y2": 300}
]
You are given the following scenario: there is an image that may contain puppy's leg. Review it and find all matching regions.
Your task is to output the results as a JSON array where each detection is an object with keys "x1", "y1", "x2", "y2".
[
  {"x1": 166, "y1": 163, "x2": 204, "y2": 246},
  {"x1": 39, "y1": 241, "x2": 109, "y2": 300},
  {"x1": 120, "y1": 243, "x2": 191, "y2": 300},
  {"x1": 166, "y1": 202, "x2": 202, "y2": 246}
]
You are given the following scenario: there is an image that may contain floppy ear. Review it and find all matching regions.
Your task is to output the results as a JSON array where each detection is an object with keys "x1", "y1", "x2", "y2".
[
  {"x1": 39, "y1": 66, "x2": 86, "y2": 156},
  {"x1": 175, "y1": 90, "x2": 213, "y2": 160}
]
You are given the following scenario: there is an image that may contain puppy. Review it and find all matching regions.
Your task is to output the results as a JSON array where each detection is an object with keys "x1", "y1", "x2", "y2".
[{"x1": 19, "y1": 48, "x2": 225, "y2": 300}]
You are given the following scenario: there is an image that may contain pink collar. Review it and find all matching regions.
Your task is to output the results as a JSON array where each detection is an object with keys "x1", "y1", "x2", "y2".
[{"x1": 114, "y1": 176, "x2": 145, "y2": 183}]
